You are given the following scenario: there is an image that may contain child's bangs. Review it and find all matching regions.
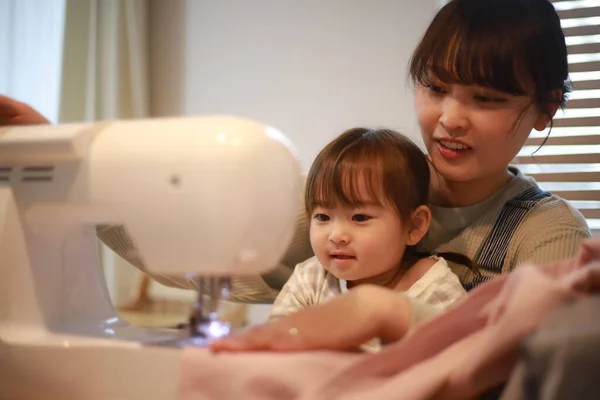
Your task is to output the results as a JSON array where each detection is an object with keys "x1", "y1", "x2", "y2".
[
  {"x1": 307, "y1": 159, "x2": 386, "y2": 213},
  {"x1": 409, "y1": 8, "x2": 533, "y2": 96}
]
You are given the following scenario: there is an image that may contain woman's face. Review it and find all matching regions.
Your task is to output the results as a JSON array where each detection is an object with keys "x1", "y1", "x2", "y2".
[{"x1": 414, "y1": 80, "x2": 549, "y2": 186}]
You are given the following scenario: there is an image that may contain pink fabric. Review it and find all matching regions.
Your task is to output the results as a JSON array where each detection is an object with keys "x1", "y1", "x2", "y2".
[{"x1": 179, "y1": 257, "x2": 597, "y2": 400}]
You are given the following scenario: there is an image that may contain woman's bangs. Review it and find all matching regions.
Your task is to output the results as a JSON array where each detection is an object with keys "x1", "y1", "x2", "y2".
[{"x1": 410, "y1": 18, "x2": 532, "y2": 96}]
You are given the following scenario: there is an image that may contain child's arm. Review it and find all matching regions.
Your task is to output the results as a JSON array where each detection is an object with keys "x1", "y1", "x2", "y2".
[{"x1": 211, "y1": 285, "x2": 442, "y2": 352}]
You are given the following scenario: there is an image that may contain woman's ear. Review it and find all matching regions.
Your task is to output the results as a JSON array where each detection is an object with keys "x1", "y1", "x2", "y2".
[
  {"x1": 407, "y1": 205, "x2": 431, "y2": 246},
  {"x1": 533, "y1": 91, "x2": 562, "y2": 131}
]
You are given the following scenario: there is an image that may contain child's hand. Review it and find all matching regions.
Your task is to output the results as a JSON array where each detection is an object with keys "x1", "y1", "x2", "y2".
[
  {"x1": 210, "y1": 285, "x2": 412, "y2": 352},
  {"x1": 0, "y1": 95, "x2": 50, "y2": 125}
]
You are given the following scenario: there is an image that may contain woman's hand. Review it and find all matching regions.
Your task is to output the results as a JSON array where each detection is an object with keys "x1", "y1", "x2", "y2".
[
  {"x1": 0, "y1": 95, "x2": 50, "y2": 125},
  {"x1": 210, "y1": 285, "x2": 413, "y2": 352}
]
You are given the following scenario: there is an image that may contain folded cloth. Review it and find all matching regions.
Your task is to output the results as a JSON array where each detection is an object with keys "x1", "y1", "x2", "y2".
[
  {"x1": 179, "y1": 245, "x2": 599, "y2": 400},
  {"x1": 179, "y1": 351, "x2": 361, "y2": 400}
]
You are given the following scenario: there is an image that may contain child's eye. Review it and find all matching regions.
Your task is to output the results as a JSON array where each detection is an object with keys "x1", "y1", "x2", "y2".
[
  {"x1": 352, "y1": 214, "x2": 371, "y2": 222},
  {"x1": 426, "y1": 84, "x2": 446, "y2": 94},
  {"x1": 313, "y1": 213, "x2": 330, "y2": 222}
]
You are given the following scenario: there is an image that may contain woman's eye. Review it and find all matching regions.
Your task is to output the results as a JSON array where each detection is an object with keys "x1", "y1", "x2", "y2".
[
  {"x1": 313, "y1": 213, "x2": 330, "y2": 222},
  {"x1": 475, "y1": 94, "x2": 506, "y2": 103},
  {"x1": 352, "y1": 214, "x2": 371, "y2": 222}
]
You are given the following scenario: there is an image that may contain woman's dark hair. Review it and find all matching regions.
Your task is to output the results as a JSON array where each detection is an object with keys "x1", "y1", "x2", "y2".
[{"x1": 409, "y1": 0, "x2": 570, "y2": 119}]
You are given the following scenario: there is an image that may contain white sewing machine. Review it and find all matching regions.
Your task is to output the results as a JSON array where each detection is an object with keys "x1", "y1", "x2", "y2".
[{"x1": 0, "y1": 116, "x2": 301, "y2": 399}]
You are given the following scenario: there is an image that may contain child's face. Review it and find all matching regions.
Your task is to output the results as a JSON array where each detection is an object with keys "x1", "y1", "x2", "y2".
[{"x1": 309, "y1": 200, "x2": 410, "y2": 283}]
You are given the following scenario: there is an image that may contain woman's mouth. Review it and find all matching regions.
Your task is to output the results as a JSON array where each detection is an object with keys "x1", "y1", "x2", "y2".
[{"x1": 436, "y1": 140, "x2": 472, "y2": 159}]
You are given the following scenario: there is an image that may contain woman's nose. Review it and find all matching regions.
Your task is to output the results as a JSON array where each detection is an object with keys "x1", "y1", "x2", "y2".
[{"x1": 439, "y1": 97, "x2": 469, "y2": 135}]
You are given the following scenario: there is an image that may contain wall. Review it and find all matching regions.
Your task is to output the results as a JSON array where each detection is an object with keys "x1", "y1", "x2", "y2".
[
  {"x1": 137, "y1": 0, "x2": 441, "y2": 320},
  {"x1": 149, "y1": 0, "x2": 440, "y2": 171}
]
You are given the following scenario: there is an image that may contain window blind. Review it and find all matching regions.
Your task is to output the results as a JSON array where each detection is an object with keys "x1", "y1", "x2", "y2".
[{"x1": 516, "y1": 0, "x2": 600, "y2": 231}]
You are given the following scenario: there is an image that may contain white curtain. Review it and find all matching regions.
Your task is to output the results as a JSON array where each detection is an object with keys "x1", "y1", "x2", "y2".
[
  {"x1": 58, "y1": 0, "x2": 150, "y2": 306},
  {"x1": 58, "y1": 0, "x2": 149, "y2": 122},
  {"x1": 0, "y1": 0, "x2": 66, "y2": 122}
]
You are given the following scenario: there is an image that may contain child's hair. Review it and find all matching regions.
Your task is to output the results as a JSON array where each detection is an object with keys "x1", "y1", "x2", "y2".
[
  {"x1": 409, "y1": 0, "x2": 569, "y2": 117},
  {"x1": 305, "y1": 127, "x2": 479, "y2": 273},
  {"x1": 305, "y1": 127, "x2": 429, "y2": 223}
]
